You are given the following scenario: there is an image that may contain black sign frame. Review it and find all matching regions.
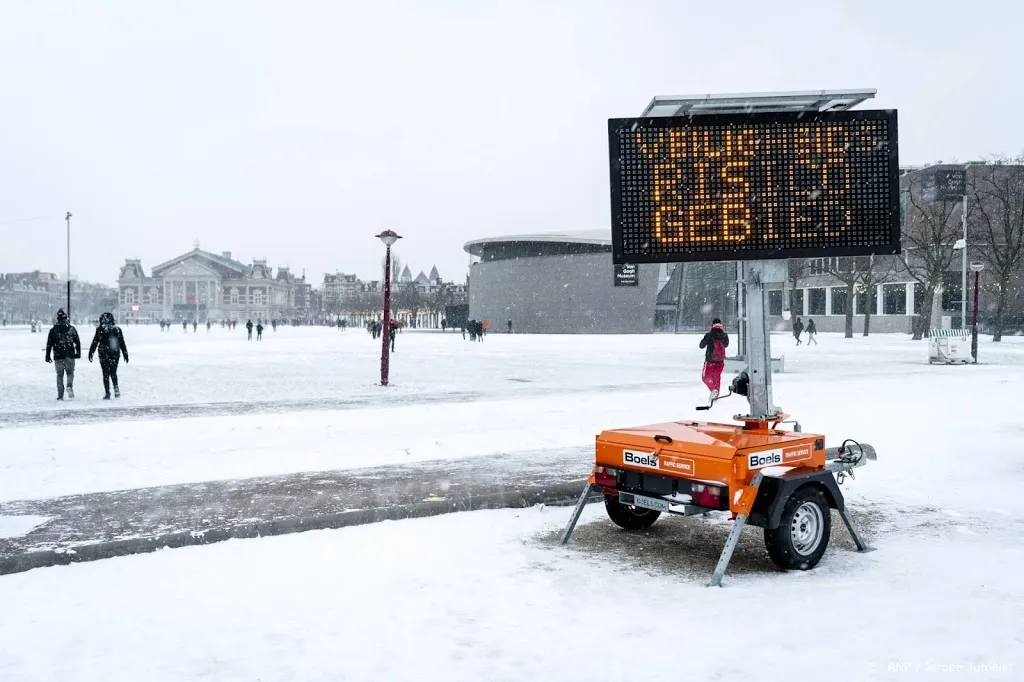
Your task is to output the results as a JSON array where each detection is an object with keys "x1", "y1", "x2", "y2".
[
  {"x1": 608, "y1": 109, "x2": 901, "y2": 265},
  {"x1": 614, "y1": 263, "x2": 638, "y2": 286}
]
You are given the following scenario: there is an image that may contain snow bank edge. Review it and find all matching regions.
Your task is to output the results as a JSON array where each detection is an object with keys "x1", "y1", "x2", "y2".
[{"x1": 0, "y1": 482, "x2": 600, "y2": 577}]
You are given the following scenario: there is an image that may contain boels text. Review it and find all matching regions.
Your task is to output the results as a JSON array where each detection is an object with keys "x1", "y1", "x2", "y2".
[
  {"x1": 623, "y1": 450, "x2": 659, "y2": 469},
  {"x1": 748, "y1": 450, "x2": 783, "y2": 469}
]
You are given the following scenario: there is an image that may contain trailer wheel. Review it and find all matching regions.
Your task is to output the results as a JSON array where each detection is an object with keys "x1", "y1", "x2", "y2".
[
  {"x1": 764, "y1": 486, "x2": 831, "y2": 570},
  {"x1": 604, "y1": 494, "x2": 660, "y2": 530}
]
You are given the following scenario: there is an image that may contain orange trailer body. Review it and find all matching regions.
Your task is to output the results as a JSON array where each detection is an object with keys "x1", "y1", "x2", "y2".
[{"x1": 589, "y1": 418, "x2": 826, "y2": 515}]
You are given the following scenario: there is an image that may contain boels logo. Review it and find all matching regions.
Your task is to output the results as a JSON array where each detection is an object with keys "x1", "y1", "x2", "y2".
[
  {"x1": 748, "y1": 450, "x2": 783, "y2": 469},
  {"x1": 748, "y1": 445, "x2": 814, "y2": 470},
  {"x1": 623, "y1": 450, "x2": 658, "y2": 470}
]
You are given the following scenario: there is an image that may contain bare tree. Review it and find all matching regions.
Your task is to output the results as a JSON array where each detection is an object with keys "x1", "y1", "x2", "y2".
[
  {"x1": 901, "y1": 170, "x2": 964, "y2": 340},
  {"x1": 967, "y1": 156, "x2": 1024, "y2": 341},
  {"x1": 824, "y1": 257, "x2": 860, "y2": 338},
  {"x1": 426, "y1": 286, "x2": 451, "y2": 321},
  {"x1": 855, "y1": 255, "x2": 900, "y2": 336},
  {"x1": 381, "y1": 254, "x2": 403, "y2": 284},
  {"x1": 392, "y1": 284, "x2": 422, "y2": 324}
]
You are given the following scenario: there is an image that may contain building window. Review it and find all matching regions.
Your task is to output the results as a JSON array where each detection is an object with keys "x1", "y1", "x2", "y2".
[
  {"x1": 124, "y1": 289, "x2": 135, "y2": 304},
  {"x1": 831, "y1": 288, "x2": 848, "y2": 316},
  {"x1": 253, "y1": 289, "x2": 264, "y2": 306},
  {"x1": 808, "y1": 288, "x2": 826, "y2": 316},
  {"x1": 174, "y1": 281, "x2": 185, "y2": 304},
  {"x1": 789, "y1": 289, "x2": 804, "y2": 316},
  {"x1": 855, "y1": 288, "x2": 877, "y2": 316},
  {"x1": 768, "y1": 290, "x2": 783, "y2": 316},
  {"x1": 230, "y1": 288, "x2": 239, "y2": 306},
  {"x1": 143, "y1": 289, "x2": 152, "y2": 305},
  {"x1": 883, "y1": 283, "x2": 907, "y2": 315},
  {"x1": 807, "y1": 257, "x2": 840, "y2": 276}
]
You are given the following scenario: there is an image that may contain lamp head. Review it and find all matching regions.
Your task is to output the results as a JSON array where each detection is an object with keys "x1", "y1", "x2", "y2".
[{"x1": 376, "y1": 230, "x2": 402, "y2": 247}]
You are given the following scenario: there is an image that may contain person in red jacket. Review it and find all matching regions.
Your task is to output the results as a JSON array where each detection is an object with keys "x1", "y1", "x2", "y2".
[{"x1": 698, "y1": 318, "x2": 729, "y2": 402}]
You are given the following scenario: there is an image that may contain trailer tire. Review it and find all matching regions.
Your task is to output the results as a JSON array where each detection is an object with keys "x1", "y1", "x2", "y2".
[
  {"x1": 764, "y1": 486, "x2": 831, "y2": 571},
  {"x1": 604, "y1": 494, "x2": 660, "y2": 530}
]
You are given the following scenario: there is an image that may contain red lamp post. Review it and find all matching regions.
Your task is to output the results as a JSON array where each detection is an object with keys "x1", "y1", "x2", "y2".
[{"x1": 376, "y1": 229, "x2": 402, "y2": 386}]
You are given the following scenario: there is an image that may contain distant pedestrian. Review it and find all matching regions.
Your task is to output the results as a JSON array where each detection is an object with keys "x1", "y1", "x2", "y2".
[
  {"x1": 193, "y1": 320, "x2": 198, "y2": 333},
  {"x1": 206, "y1": 320, "x2": 211, "y2": 332},
  {"x1": 389, "y1": 319, "x2": 398, "y2": 352},
  {"x1": 246, "y1": 319, "x2": 254, "y2": 340},
  {"x1": 88, "y1": 312, "x2": 129, "y2": 399},
  {"x1": 272, "y1": 319, "x2": 277, "y2": 332},
  {"x1": 793, "y1": 316, "x2": 804, "y2": 345},
  {"x1": 507, "y1": 319, "x2": 513, "y2": 334},
  {"x1": 182, "y1": 320, "x2": 188, "y2": 332},
  {"x1": 45, "y1": 309, "x2": 81, "y2": 400},
  {"x1": 806, "y1": 319, "x2": 817, "y2": 345},
  {"x1": 256, "y1": 321, "x2": 264, "y2": 340},
  {"x1": 461, "y1": 323, "x2": 466, "y2": 340}
]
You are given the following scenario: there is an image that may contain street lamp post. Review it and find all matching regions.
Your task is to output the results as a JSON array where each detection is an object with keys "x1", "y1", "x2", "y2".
[
  {"x1": 970, "y1": 260, "x2": 984, "y2": 363},
  {"x1": 65, "y1": 211, "x2": 72, "y2": 321},
  {"x1": 376, "y1": 229, "x2": 402, "y2": 386}
]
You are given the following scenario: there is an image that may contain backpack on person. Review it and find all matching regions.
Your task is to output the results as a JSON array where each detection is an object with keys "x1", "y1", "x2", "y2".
[
  {"x1": 53, "y1": 326, "x2": 75, "y2": 356},
  {"x1": 711, "y1": 336, "x2": 726, "y2": 363}
]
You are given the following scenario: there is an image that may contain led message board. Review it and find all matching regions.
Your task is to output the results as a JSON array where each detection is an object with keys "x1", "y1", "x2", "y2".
[{"x1": 609, "y1": 109, "x2": 900, "y2": 264}]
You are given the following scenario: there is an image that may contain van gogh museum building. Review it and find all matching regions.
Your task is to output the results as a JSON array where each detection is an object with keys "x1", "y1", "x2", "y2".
[{"x1": 464, "y1": 230, "x2": 736, "y2": 334}]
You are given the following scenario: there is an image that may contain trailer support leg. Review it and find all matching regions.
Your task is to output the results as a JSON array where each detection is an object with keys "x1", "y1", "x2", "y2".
[
  {"x1": 559, "y1": 483, "x2": 594, "y2": 546},
  {"x1": 839, "y1": 507, "x2": 873, "y2": 553},
  {"x1": 709, "y1": 514, "x2": 749, "y2": 587}
]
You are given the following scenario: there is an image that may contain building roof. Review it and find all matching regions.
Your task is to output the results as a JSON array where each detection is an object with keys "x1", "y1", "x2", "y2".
[
  {"x1": 151, "y1": 247, "x2": 249, "y2": 277},
  {"x1": 463, "y1": 230, "x2": 611, "y2": 257}
]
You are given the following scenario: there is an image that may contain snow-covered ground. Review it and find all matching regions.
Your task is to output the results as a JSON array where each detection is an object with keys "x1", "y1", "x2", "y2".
[
  {"x1": 0, "y1": 505, "x2": 1020, "y2": 682},
  {"x1": 1, "y1": 326, "x2": 1022, "y2": 679},
  {"x1": 2, "y1": 325, "x2": 1023, "y2": 506}
]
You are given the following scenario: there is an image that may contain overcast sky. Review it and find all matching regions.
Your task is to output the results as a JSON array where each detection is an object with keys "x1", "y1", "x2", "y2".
[{"x1": 1, "y1": 0, "x2": 1021, "y2": 286}]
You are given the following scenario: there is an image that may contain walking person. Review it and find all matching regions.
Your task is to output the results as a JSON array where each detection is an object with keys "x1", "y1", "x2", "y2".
[
  {"x1": 507, "y1": 319, "x2": 513, "y2": 334},
  {"x1": 698, "y1": 318, "x2": 729, "y2": 404},
  {"x1": 806, "y1": 318, "x2": 818, "y2": 345},
  {"x1": 246, "y1": 319, "x2": 254, "y2": 340},
  {"x1": 389, "y1": 319, "x2": 398, "y2": 352},
  {"x1": 256, "y1": 321, "x2": 264, "y2": 340},
  {"x1": 792, "y1": 316, "x2": 804, "y2": 345},
  {"x1": 88, "y1": 312, "x2": 129, "y2": 399},
  {"x1": 45, "y1": 309, "x2": 81, "y2": 400}
]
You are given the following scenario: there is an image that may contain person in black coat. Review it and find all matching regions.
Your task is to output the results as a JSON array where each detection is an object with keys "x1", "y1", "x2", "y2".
[
  {"x1": 45, "y1": 309, "x2": 81, "y2": 400},
  {"x1": 89, "y1": 312, "x2": 129, "y2": 399}
]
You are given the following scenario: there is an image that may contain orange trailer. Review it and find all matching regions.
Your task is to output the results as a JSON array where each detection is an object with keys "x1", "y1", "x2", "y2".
[{"x1": 558, "y1": 391, "x2": 876, "y2": 586}]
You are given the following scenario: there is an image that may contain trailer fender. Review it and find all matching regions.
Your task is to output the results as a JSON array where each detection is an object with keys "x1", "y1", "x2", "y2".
[{"x1": 758, "y1": 472, "x2": 846, "y2": 530}]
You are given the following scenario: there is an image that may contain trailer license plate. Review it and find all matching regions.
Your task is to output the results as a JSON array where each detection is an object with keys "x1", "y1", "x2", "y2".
[{"x1": 624, "y1": 493, "x2": 669, "y2": 513}]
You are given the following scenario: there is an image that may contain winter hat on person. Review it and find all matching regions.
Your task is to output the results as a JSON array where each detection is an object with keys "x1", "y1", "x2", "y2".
[
  {"x1": 56, "y1": 309, "x2": 67, "y2": 321},
  {"x1": 711, "y1": 318, "x2": 723, "y2": 329}
]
